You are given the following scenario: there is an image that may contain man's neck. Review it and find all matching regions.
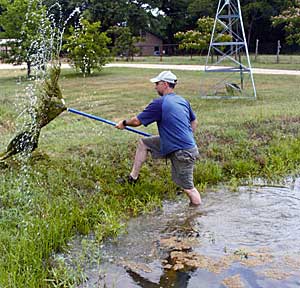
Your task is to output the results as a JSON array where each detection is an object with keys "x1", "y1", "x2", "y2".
[{"x1": 163, "y1": 88, "x2": 174, "y2": 96}]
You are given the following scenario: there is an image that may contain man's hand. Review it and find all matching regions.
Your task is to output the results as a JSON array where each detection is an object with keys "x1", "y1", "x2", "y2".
[
  {"x1": 191, "y1": 119, "x2": 198, "y2": 133},
  {"x1": 115, "y1": 120, "x2": 126, "y2": 130},
  {"x1": 115, "y1": 117, "x2": 142, "y2": 130}
]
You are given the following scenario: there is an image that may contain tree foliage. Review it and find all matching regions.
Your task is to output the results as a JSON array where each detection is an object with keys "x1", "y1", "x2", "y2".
[
  {"x1": 272, "y1": 3, "x2": 300, "y2": 45},
  {"x1": 80, "y1": 0, "x2": 153, "y2": 36},
  {"x1": 175, "y1": 17, "x2": 231, "y2": 57},
  {"x1": 0, "y1": 0, "x2": 52, "y2": 76},
  {"x1": 63, "y1": 18, "x2": 111, "y2": 75},
  {"x1": 156, "y1": 0, "x2": 194, "y2": 43},
  {"x1": 187, "y1": 0, "x2": 218, "y2": 19},
  {"x1": 241, "y1": 0, "x2": 291, "y2": 48},
  {"x1": 107, "y1": 26, "x2": 141, "y2": 61},
  {"x1": 175, "y1": 16, "x2": 211, "y2": 57}
]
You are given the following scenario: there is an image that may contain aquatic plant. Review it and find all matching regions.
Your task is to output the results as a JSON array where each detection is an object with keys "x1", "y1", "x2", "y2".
[
  {"x1": 0, "y1": 65, "x2": 66, "y2": 161},
  {"x1": 0, "y1": 0, "x2": 81, "y2": 161}
]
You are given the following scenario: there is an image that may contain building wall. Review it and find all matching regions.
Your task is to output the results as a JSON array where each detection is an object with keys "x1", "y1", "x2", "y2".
[{"x1": 135, "y1": 32, "x2": 163, "y2": 56}]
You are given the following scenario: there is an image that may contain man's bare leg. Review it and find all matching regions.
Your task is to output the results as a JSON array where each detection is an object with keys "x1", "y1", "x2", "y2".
[
  {"x1": 184, "y1": 187, "x2": 202, "y2": 205},
  {"x1": 130, "y1": 139, "x2": 148, "y2": 180}
]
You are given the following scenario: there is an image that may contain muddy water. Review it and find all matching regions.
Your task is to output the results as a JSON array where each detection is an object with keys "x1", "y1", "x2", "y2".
[{"x1": 75, "y1": 179, "x2": 300, "y2": 288}]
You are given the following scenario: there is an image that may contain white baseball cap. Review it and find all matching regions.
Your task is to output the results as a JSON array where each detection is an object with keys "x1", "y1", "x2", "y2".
[{"x1": 150, "y1": 71, "x2": 177, "y2": 84}]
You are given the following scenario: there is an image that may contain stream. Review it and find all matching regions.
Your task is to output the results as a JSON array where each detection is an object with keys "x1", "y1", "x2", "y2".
[{"x1": 61, "y1": 179, "x2": 300, "y2": 288}]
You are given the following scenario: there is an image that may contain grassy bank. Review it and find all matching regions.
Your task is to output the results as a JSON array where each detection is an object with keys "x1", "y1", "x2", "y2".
[{"x1": 1, "y1": 67, "x2": 300, "y2": 286}]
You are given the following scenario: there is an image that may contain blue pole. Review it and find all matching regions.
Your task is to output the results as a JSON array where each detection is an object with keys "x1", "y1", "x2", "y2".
[{"x1": 67, "y1": 108, "x2": 152, "y2": 137}]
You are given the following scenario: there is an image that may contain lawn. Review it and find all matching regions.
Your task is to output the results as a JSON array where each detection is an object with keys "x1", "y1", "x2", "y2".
[
  {"x1": 119, "y1": 54, "x2": 300, "y2": 70},
  {"x1": 1, "y1": 66, "x2": 300, "y2": 287}
]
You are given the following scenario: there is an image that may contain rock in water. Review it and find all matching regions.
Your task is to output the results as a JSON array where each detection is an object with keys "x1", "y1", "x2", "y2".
[{"x1": 0, "y1": 65, "x2": 66, "y2": 161}]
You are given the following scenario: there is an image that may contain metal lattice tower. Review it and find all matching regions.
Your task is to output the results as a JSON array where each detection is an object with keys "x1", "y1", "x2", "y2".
[{"x1": 201, "y1": 0, "x2": 257, "y2": 99}]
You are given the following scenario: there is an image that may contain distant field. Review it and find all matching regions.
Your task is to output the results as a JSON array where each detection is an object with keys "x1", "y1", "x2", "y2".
[
  {"x1": 1, "y1": 66, "x2": 300, "y2": 150},
  {"x1": 115, "y1": 54, "x2": 300, "y2": 70}
]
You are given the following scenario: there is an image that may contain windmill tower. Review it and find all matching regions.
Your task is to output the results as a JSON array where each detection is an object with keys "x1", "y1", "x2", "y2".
[{"x1": 201, "y1": 0, "x2": 257, "y2": 99}]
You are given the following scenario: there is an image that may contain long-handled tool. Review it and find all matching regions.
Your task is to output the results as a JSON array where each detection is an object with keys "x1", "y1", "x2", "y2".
[{"x1": 67, "y1": 108, "x2": 151, "y2": 137}]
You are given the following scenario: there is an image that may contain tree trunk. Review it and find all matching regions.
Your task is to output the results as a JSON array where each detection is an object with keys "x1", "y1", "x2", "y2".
[
  {"x1": 27, "y1": 61, "x2": 31, "y2": 78},
  {"x1": 247, "y1": 18, "x2": 254, "y2": 47}
]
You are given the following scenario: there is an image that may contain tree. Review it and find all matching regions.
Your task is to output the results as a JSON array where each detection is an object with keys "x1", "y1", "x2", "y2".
[
  {"x1": 159, "y1": 0, "x2": 194, "y2": 44},
  {"x1": 187, "y1": 0, "x2": 218, "y2": 18},
  {"x1": 272, "y1": 2, "x2": 300, "y2": 46},
  {"x1": 1, "y1": 0, "x2": 298, "y2": 56},
  {"x1": 107, "y1": 26, "x2": 140, "y2": 61},
  {"x1": 175, "y1": 26, "x2": 209, "y2": 59},
  {"x1": 0, "y1": 0, "x2": 51, "y2": 77},
  {"x1": 175, "y1": 16, "x2": 231, "y2": 58},
  {"x1": 240, "y1": 0, "x2": 291, "y2": 51},
  {"x1": 63, "y1": 18, "x2": 111, "y2": 75},
  {"x1": 79, "y1": 0, "x2": 152, "y2": 36},
  {"x1": 185, "y1": 0, "x2": 293, "y2": 53}
]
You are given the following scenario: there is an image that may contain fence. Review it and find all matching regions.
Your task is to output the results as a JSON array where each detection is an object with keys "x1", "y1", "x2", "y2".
[{"x1": 133, "y1": 42, "x2": 300, "y2": 65}]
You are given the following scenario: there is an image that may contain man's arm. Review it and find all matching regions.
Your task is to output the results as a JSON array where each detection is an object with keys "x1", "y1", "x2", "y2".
[
  {"x1": 115, "y1": 116, "x2": 142, "y2": 130},
  {"x1": 191, "y1": 119, "x2": 197, "y2": 133}
]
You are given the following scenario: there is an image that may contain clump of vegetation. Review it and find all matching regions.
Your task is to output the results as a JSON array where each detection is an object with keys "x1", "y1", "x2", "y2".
[
  {"x1": 0, "y1": 65, "x2": 66, "y2": 161},
  {"x1": 0, "y1": 148, "x2": 171, "y2": 287},
  {"x1": 193, "y1": 116, "x2": 300, "y2": 186}
]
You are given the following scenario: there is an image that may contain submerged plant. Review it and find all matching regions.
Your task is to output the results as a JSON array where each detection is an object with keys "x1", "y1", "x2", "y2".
[{"x1": 0, "y1": 65, "x2": 66, "y2": 161}]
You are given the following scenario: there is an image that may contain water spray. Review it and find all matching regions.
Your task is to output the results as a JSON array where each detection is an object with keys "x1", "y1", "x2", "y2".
[{"x1": 0, "y1": 2, "x2": 80, "y2": 161}]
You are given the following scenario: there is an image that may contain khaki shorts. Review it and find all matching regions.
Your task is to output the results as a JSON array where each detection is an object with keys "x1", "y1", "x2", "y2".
[{"x1": 142, "y1": 136, "x2": 199, "y2": 189}]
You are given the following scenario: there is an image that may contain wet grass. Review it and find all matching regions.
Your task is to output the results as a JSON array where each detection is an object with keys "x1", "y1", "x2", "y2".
[{"x1": 1, "y1": 67, "x2": 300, "y2": 286}]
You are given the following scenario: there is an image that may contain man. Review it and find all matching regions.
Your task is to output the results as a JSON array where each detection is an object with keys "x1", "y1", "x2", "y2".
[{"x1": 115, "y1": 71, "x2": 201, "y2": 206}]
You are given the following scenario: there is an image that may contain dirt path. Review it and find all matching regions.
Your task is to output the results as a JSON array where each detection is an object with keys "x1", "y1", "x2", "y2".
[{"x1": 1, "y1": 62, "x2": 299, "y2": 76}]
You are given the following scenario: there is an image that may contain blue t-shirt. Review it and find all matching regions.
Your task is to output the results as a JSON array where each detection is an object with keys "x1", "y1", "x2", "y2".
[{"x1": 137, "y1": 93, "x2": 196, "y2": 155}]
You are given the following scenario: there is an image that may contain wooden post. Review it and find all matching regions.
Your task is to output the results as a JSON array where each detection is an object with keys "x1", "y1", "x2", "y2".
[
  {"x1": 160, "y1": 45, "x2": 163, "y2": 62},
  {"x1": 255, "y1": 39, "x2": 259, "y2": 61},
  {"x1": 276, "y1": 40, "x2": 281, "y2": 64}
]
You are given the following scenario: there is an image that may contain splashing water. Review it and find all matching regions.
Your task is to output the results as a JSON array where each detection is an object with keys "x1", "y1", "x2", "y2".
[{"x1": 0, "y1": 1, "x2": 80, "y2": 162}]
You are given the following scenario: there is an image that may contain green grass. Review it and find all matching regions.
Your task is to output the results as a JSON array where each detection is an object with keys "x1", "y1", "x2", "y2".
[
  {"x1": 1, "y1": 67, "x2": 300, "y2": 286},
  {"x1": 117, "y1": 54, "x2": 300, "y2": 70}
]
